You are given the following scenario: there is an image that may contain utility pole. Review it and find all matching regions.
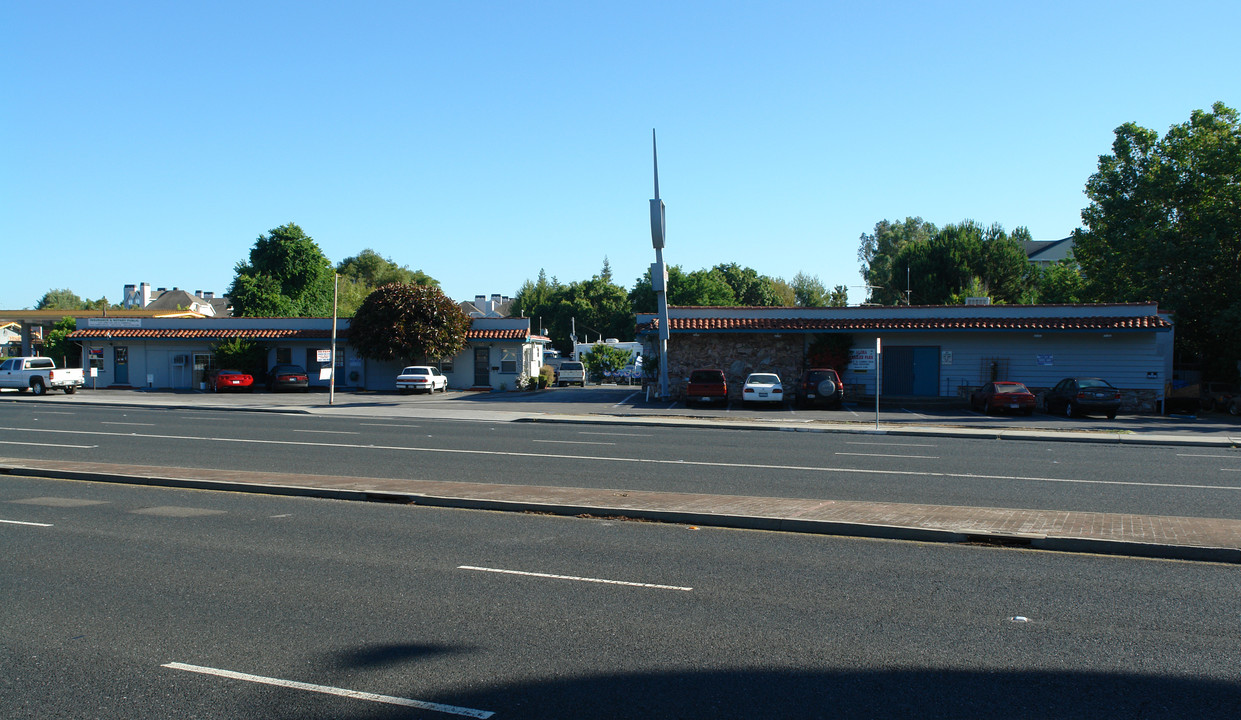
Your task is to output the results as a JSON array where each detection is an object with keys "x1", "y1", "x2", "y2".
[{"x1": 650, "y1": 130, "x2": 671, "y2": 400}]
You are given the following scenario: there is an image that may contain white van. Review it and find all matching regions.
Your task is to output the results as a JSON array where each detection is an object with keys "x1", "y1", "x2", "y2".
[{"x1": 556, "y1": 361, "x2": 586, "y2": 387}]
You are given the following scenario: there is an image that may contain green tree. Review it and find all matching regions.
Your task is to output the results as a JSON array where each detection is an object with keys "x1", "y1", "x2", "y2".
[
  {"x1": 580, "y1": 342, "x2": 634, "y2": 382},
  {"x1": 348, "y1": 283, "x2": 471, "y2": 363},
  {"x1": 228, "y1": 223, "x2": 335, "y2": 317},
  {"x1": 41, "y1": 317, "x2": 79, "y2": 366},
  {"x1": 1028, "y1": 260, "x2": 1087, "y2": 304},
  {"x1": 857, "y1": 217, "x2": 938, "y2": 304},
  {"x1": 712, "y1": 263, "x2": 780, "y2": 306},
  {"x1": 36, "y1": 289, "x2": 84, "y2": 310},
  {"x1": 1074, "y1": 102, "x2": 1241, "y2": 371},
  {"x1": 887, "y1": 221, "x2": 1033, "y2": 305},
  {"x1": 768, "y1": 277, "x2": 797, "y2": 306},
  {"x1": 791, "y1": 272, "x2": 829, "y2": 307},
  {"x1": 629, "y1": 265, "x2": 736, "y2": 313},
  {"x1": 827, "y1": 285, "x2": 849, "y2": 307},
  {"x1": 335, "y1": 249, "x2": 438, "y2": 317},
  {"x1": 210, "y1": 338, "x2": 268, "y2": 376}
]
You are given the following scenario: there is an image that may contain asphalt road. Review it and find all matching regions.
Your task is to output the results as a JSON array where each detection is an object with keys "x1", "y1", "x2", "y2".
[
  {"x1": 1, "y1": 401, "x2": 1240, "y2": 520},
  {"x1": 3, "y1": 476, "x2": 1239, "y2": 719}
]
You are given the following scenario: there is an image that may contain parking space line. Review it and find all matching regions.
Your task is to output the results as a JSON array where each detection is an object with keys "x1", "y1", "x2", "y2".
[
  {"x1": 459, "y1": 565, "x2": 692, "y2": 591},
  {"x1": 0, "y1": 519, "x2": 54, "y2": 527},
  {"x1": 162, "y1": 662, "x2": 493, "y2": 718}
]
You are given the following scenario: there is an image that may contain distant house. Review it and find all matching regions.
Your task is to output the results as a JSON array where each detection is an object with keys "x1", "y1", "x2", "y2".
[
  {"x1": 459, "y1": 293, "x2": 512, "y2": 318},
  {"x1": 1024, "y1": 236, "x2": 1074, "y2": 267},
  {"x1": 123, "y1": 282, "x2": 230, "y2": 316}
]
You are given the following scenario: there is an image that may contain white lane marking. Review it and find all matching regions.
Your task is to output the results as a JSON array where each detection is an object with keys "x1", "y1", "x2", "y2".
[
  {"x1": 1223, "y1": 468, "x2": 1241, "y2": 472},
  {"x1": 532, "y1": 439, "x2": 616, "y2": 446},
  {"x1": 33, "y1": 411, "x2": 75, "y2": 415},
  {"x1": 0, "y1": 440, "x2": 97, "y2": 449},
  {"x1": 614, "y1": 392, "x2": 640, "y2": 407},
  {"x1": 579, "y1": 431, "x2": 654, "y2": 437},
  {"x1": 458, "y1": 565, "x2": 692, "y2": 591},
  {"x1": 1177, "y1": 454, "x2": 1239, "y2": 459},
  {"x1": 292, "y1": 429, "x2": 360, "y2": 435},
  {"x1": 0, "y1": 519, "x2": 54, "y2": 527},
  {"x1": 845, "y1": 441, "x2": 937, "y2": 448},
  {"x1": 162, "y1": 663, "x2": 493, "y2": 718},
  {"x1": 360, "y1": 423, "x2": 421, "y2": 428},
  {"x1": 6, "y1": 426, "x2": 1241, "y2": 492},
  {"x1": 101, "y1": 422, "x2": 156, "y2": 427},
  {"x1": 835, "y1": 452, "x2": 940, "y2": 459}
]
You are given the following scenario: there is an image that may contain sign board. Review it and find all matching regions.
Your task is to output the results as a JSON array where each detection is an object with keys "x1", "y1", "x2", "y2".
[
  {"x1": 1037, "y1": 354, "x2": 1054, "y2": 366},
  {"x1": 849, "y1": 348, "x2": 876, "y2": 370},
  {"x1": 319, "y1": 368, "x2": 333, "y2": 380},
  {"x1": 87, "y1": 318, "x2": 141, "y2": 328},
  {"x1": 941, "y1": 350, "x2": 952, "y2": 365},
  {"x1": 316, "y1": 349, "x2": 331, "y2": 363}
]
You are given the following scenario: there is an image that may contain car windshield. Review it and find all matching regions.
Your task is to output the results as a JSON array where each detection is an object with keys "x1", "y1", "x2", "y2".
[
  {"x1": 996, "y1": 384, "x2": 1029, "y2": 394},
  {"x1": 748, "y1": 374, "x2": 779, "y2": 384},
  {"x1": 1078, "y1": 378, "x2": 1112, "y2": 389},
  {"x1": 562, "y1": 363, "x2": 582, "y2": 370},
  {"x1": 690, "y1": 371, "x2": 723, "y2": 383},
  {"x1": 402, "y1": 368, "x2": 429, "y2": 375}
]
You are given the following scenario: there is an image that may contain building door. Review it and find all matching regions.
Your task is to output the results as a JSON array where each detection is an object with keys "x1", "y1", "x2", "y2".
[
  {"x1": 114, "y1": 346, "x2": 129, "y2": 385},
  {"x1": 474, "y1": 348, "x2": 490, "y2": 387},
  {"x1": 882, "y1": 345, "x2": 940, "y2": 396}
]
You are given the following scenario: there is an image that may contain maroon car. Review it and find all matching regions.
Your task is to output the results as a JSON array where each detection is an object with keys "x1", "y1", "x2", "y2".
[
  {"x1": 970, "y1": 381, "x2": 1036, "y2": 415},
  {"x1": 685, "y1": 368, "x2": 728, "y2": 404}
]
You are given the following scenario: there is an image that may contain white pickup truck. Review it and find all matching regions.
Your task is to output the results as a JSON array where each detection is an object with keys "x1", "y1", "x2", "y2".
[{"x1": 0, "y1": 356, "x2": 86, "y2": 395}]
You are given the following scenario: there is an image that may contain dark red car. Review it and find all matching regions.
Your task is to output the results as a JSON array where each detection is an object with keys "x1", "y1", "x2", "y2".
[
  {"x1": 685, "y1": 368, "x2": 728, "y2": 404},
  {"x1": 206, "y1": 369, "x2": 254, "y2": 393},
  {"x1": 970, "y1": 381, "x2": 1036, "y2": 415},
  {"x1": 267, "y1": 364, "x2": 309, "y2": 392}
]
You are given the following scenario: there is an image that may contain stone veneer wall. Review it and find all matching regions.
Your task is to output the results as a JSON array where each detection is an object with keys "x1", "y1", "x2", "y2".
[{"x1": 668, "y1": 333, "x2": 805, "y2": 400}]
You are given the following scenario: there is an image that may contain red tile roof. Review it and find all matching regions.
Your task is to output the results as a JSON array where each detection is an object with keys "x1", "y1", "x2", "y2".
[
  {"x1": 637, "y1": 315, "x2": 1172, "y2": 333},
  {"x1": 466, "y1": 329, "x2": 529, "y2": 340},
  {"x1": 68, "y1": 329, "x2": 340, "y2": 340}
]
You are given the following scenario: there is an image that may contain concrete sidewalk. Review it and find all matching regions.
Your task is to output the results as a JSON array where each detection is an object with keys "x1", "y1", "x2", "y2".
[{"x1": 4, "y1": 456, "x2": 1239, "y2": 564}]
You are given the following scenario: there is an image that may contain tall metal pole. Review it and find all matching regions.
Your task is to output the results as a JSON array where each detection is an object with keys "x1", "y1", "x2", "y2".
[
  {"x1": 329, "y1": 273, "x2": 338, "y2": 405},
  {"x1": 650, "y1": 130, "x2": 670, "y2": 400}
]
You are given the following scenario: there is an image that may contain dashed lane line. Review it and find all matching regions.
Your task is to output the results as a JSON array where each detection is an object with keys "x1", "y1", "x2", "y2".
[{"x1": 459, "y1": 565, "x2": 692, "y2": 591}]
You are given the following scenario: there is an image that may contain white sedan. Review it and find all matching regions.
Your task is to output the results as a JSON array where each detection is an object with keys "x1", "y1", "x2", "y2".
[
  {"x1": 395, "y1": 366, "x2": 448, "y2": 394},
  {"x1": 742, "y1": 372, "x2": 784, "y2": 405}
]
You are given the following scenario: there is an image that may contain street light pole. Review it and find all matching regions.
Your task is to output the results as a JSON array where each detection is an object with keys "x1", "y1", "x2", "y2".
[
  {"x1": 650, "y1": 129, "x2": 670, "y2": 400},
  {"x1": 329, "y1": 273, "x2": 338, "y2": 405}
]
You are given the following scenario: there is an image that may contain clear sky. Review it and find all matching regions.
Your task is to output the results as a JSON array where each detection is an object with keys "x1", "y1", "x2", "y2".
[{"x1": 4, "y1": 1, "x2": 1238, "y2": 311}]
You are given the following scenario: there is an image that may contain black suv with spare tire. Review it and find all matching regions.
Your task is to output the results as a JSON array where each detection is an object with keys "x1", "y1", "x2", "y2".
[{"x1": 794, "y1": 368, "x2": 844, "y2": 409}]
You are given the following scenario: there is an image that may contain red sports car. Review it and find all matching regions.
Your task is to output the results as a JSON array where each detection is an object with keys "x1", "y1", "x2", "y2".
[
  {"x1": 207, "y1": 369, "x2": 255, "y2": 393},
  {"x1": 970, "y1": 381, "x2": 1036, "y2": 415}
]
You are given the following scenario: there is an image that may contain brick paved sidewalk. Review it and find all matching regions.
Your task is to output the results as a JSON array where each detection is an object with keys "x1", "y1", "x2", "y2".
[{"x1": 3, "y1": 457, "x2": 1239, "y2": 563}]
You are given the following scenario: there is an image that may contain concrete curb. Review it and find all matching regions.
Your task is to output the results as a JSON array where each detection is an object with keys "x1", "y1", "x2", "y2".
[{"x1": 6, "y1": 462, "x2": 1236, "y2": 565}]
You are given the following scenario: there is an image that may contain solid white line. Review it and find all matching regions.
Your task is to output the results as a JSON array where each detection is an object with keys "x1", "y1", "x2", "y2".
[
  {"x1": 0, "y1": 440, "x2": 97, "y2": 449},
  {"x1": 360, "y1": 423, "x2": 421, "y2": 428},
  {"x1": 1177, "y1": 453, "x2": 1239, "y2": 459},
  {"x1": 161, "y1": 663, "x2": 493, "y2": 718},
  {"x1": 101, "y1": 422, "x2": 156, "y2": 427},
  {"x1": 458, "y1": 565, "x2": 692, "y2": 591},
  {"x1": 835, "y1": 452, "x2": 940, "y2": 459},
  {"x1": 845, "y1": 441, "x2": 937, "y2": 448},
  {"x1": 0, "y1": 519, "x2": 54, "y2": 527},
  {"x1": 579, "y1": 431, "x2": 654, "y2": 437},
  {"x1": 532, "y1": 439, "x2": 616, "y2": 446},
  {"x1": 1223, "y1": 468, "x2": 1241, "y2": 472},
  {"x1": 292, "y1": 429, "x2": 360, "y2": 435},
  {"x1": 33, "y1": 411, "x2": 75, "y2": 415},
  {"x1": 5, "y1": 426, "x2": 1241, "y2": 492}
]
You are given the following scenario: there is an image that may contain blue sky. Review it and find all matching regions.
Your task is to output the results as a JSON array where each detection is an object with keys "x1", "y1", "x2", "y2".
[{"x1": 4, "y1": 1, "x2": 1238, "y2": 310}]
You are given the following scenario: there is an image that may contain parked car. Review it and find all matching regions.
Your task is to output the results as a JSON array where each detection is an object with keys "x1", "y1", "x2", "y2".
[
  {"x1": 1200, "y1": 382, "x2": 1238, "y2": 412},
  {"x1": 970, "y1": 381, "x2": 1036, "y2": 415},
  {"x1": 685, "y1": 368, "x2": 728, "y2": 404},
  {"x1": 1043, "y1": 377, "x2": 1122, "y2": 419},
  {"x1": 206, "y1": 369, "x2": 254, "y2": 393},
  {"x1": 395, "y1": 365, "x2": 448, "y2": 394},
  {"x1": 556, "y1": 361, "x2": 586, "y2": 387},
  {"x1": 742, "y1": 372, "x2": 784, "y2": 406},
  {"x1": 267, "y1": 364, "x2": 309, "y2": 393},
  {"x1": 794, "y1": 368, "x2": 844, "y2": 409},
  {"x1": 0, "y1": 356, "x2": 84, "y2": 395},
  {"x1": 1230, "y1": 396, "x2": 1241, "y2": 417}
]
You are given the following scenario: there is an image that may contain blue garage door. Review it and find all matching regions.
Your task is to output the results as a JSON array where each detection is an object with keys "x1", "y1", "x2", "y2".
[{"x1": 882, "y1": 346, "x2": 940, "y2": 396}]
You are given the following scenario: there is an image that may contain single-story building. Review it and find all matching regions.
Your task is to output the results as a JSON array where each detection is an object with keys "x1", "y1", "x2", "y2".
[
  {"x1": 636, "y1": 303, "x2": 1174, "y2": 412},
  {"x1": 66, "y1": 316, "x2": 549, "y2": 392}
]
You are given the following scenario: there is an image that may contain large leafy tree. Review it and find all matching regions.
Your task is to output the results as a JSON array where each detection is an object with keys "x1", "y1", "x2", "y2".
[
  {"x1": 41, "y1": 317, "x2": 80, "y2": 365},
  {"x1": 335, "y1": 249, "x2": 437, "y2": 317},
  {"x1": 511, "y1": 264, "x2": 632, "y2": 355},
  {"x1": 35, "y1": 289, "x2": 113, "y2": 311},
  {"x1": 629, "y1": 265, "x2": 737, "y2": 312},
  {"x1": 348, "y1": 283, "x2": 471, "y2": 363},
  {"x1": 868, "y1": 220, "x2": 1032, "y2": 305},
  {"x1": 1074, "y1": 102, "x2": 1241, "y2": 373},
  {"x1": 857, "y1": 217, "x2": 938, "y2": 304},
  {"x1": 712, "y1": 263, "x2": 781, "y2": 306},
  {"x1": 228, "y1": 223, "x2": 335, "y2": 317}
]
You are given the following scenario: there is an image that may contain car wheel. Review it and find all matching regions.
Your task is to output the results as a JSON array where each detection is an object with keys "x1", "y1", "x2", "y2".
[
  {"x1": 64, "y1": 386, "x2": 76, "y2": 395},
  {"x1": 1106, "y1": 411, "x2": 1117, "y2": 420},
  {"x1": 1064, "y1": 402, "x2": 1075, "y2": 418},
  {"x1": 30, "y1": 379, "x2": 45, "y2": 396},
  {"x1": 1229, "y1": 401, "x2": 1241, "y2": 416}
]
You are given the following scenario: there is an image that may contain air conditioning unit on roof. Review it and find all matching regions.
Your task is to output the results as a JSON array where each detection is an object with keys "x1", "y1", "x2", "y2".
[{"x1": 965, "y1": 297, "x2": 992, "y2": 305}]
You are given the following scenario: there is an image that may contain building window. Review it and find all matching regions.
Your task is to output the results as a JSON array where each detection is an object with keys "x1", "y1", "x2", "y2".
[
  {"x1": 276, "y1": 347, "x2": 292, "y2": 364},
  {"x1": 440, "y1": 356, "x2": 454, "y2": 373},
  {"x1": 500, "y1": 348, "x2": 518, "y2": 373}
]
